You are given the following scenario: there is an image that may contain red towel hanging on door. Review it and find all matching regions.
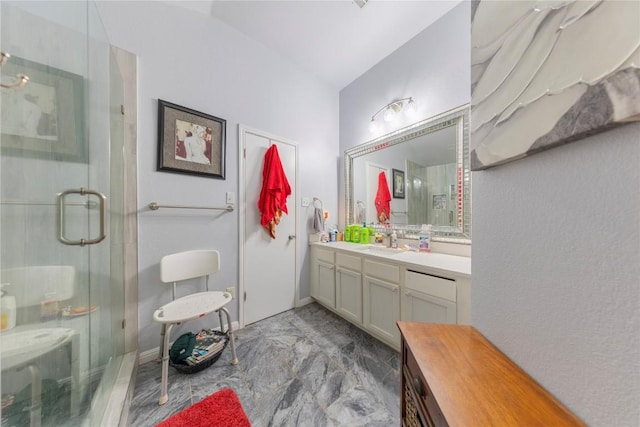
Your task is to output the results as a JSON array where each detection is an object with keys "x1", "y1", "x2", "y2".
[
  {"x1": 374, "y1": 171, "x2": 391, "y2": 223},
  {"x1": 258, "y1": 144, "x2": 291, "y2": 239}
]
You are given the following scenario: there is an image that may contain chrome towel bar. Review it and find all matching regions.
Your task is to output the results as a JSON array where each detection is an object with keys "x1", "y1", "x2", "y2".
[{"x1": 148, "y1": 202, "x2": 234, "y2": 212}]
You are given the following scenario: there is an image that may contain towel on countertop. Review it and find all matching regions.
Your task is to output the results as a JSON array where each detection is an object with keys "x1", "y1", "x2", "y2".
[
  {"x1": 374, "y1": 171, "x2": 391, "y2": 223},
  {"x1": 312, "y1": 207, "x2": 324, "y2": 233},
  {"x1": 258, "y1": 144, "x2": 291, "y2": 239}
]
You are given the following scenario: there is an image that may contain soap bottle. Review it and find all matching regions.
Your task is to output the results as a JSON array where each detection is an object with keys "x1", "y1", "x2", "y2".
[
  {"x1": 351, "y1": 225, "x2": 361, "y2": 243},
  {"x1": 360, "y1": 224, "x2": 370, "y2": 244},
  {"x1": 419, "y1": 224, "x2": 432, "y2": 253},
  {"x1": 0, "y1": 284, "x2": 16, "y2": 331},
  {"x1": 329, "y1": 226, "x2": 337, "y2": 242},
  {"x1": 390, "y1": 230, "x2": 398, "y2": 249},
  {"x1": 41, "y1": 292, "x2": 60, "y2": 322},
  {"x1": 344, "y1": 225, "x2": 352, "y2": 242},
  {"x1": 368, "y1": 225, "x2": 376, "y2": 244}
]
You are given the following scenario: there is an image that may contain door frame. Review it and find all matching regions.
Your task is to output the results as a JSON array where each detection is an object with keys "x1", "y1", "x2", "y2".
[{"x1": 238, "y1": 124, "x2": 300, "y2": 328}]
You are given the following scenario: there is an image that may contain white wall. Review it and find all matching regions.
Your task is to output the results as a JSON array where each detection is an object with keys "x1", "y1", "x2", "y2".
[
  {"x1": 473, "y1": 122, "x2": 640, "y2": 425},
  {"x1": 339, "y1": 1, "x2": 470, "y2": 229},
  {"x1": 97, "y1": 1, "x2": 339, "y2": 353}
]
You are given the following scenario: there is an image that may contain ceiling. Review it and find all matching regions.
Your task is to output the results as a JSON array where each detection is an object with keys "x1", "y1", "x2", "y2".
[{"x1": 165, "y1": 0, "x2": 462, "y2": 90}]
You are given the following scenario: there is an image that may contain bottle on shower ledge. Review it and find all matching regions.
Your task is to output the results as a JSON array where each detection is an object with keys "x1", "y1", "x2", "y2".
[{"x1": 0, "y1": 283, "x2": 16, "y2": 331}]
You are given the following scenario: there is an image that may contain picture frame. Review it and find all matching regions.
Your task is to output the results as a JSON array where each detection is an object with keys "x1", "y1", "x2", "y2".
[
  {"x1": 392, "y1": 168, "x2": 405, "y2": 199},
  {"x1": 433, "y1": 194, "x2": 447, "y2": 210},
  {"x1": 0, "y1": 56, "x2": 86, "y2": 162},
  {"x1": 157, "y1": 99, "x2": 226, "y2": 179}
]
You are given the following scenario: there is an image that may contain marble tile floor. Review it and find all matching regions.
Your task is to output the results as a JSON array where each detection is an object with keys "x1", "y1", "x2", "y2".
[{"x1": 129, "y1": 302, "x2": 401, "y2": 426}]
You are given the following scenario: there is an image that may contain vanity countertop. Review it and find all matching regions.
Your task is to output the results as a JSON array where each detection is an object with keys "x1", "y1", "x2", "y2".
[{"x1": 310, "y1": 241, "x2": 471, "y2": 278}]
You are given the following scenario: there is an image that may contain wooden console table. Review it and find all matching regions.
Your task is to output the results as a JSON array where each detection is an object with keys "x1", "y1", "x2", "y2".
[{"x1": 398, "y1": 322, "x2": 585, "y2": 427}]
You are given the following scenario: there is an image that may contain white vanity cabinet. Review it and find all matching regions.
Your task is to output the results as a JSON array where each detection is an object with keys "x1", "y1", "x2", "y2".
[
  {"x1": 335, "y1": 252, "x2": 363, "y2": 324},
  {"x1": 310, "y1": 246, "x2": 336, "y2": 308},
  {"x1": 309, "y1": 242, "x2": 471, "y2": 351},
  {"x1": 363, "y1": 259, "x2": 401, "y2": 346}
]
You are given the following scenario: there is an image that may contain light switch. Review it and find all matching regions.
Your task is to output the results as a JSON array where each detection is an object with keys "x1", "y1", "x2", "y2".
[
  {"x1": 226, "y1": 192, "x2": 235, "y2": 204},
  {"x1": 301, "y1": 197, "x2": 310, "y2": 207}
]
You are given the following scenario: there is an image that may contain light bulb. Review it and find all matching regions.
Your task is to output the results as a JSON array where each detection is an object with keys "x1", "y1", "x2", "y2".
[
  {"x1": 369, "y1": 118, "x2": 380, "y2": 133},
  {"x1": 383, "y1": 106, "x2": 397, "y2": 122},
  {"x1": 406, "y1": 98, "x2": 417, "y2": 116}
]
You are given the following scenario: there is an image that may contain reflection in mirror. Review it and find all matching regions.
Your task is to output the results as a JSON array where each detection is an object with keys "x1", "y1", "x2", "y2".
[{"x1": 345, "y1": 105, "x2": 470, "y2": 242}]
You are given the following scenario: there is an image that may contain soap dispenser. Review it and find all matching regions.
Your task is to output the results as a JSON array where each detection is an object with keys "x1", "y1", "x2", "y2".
[
  {"x1": 390, "y1": 230, "x2": 398, "y2": 249},
  {"x1": 0, "y1": 283, "x2": 16, "y2": 331}
]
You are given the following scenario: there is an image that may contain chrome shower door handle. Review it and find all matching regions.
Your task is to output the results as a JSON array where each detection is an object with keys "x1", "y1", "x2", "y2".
[{"x1": 57, "y1": 188, "x2": 107, "y2": 246}]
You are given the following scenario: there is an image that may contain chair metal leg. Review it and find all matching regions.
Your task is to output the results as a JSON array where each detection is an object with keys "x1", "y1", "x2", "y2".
[
  {"x1": 219, "y1": 307, "x2": 238, "y2": 365},
  {"x1": 157, "y1": 323, "x2": 167, "y2": 362},
  {"x1": 159, "y1": 323, "x2": 174, "y2": 405},
  {"x1": 218, "y1": 310, "x2": 224, "y2": 332},
  {"x1": 27, "y1": 364, "x2": 41, "y2": 427}
]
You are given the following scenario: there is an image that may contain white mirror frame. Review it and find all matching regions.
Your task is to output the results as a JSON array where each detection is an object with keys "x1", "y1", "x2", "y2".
[{"x1": 345, "y1": 104, "x2": 471, "y2": 243}]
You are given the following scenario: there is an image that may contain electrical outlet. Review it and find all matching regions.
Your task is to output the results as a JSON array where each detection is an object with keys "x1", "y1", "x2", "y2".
[{"x1": 225, "y1": 287, "x2": 235, "y2": 298}]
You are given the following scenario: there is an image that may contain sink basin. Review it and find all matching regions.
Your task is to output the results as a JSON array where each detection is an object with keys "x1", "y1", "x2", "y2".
[
  {"x1": 350, "y1": 244, "x2": 373, "y2": 251},
  {"x1": 365, "y1": 245, "x2": 405, "y2": 255}
]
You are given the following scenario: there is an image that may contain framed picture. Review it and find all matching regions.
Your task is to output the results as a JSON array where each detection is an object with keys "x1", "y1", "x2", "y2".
[
  {"x1": 392, "y1": 168, "x2": 405, "y2": 199},
  {"x1": 157, "y1": 99, "x2": 226, "y2": 179},
  {"x1": 433, "y1": 194, "x2": 447, "y2": 210},
  {"x1": 0, "y1": 56, "x2": 86, "y2": 162}
]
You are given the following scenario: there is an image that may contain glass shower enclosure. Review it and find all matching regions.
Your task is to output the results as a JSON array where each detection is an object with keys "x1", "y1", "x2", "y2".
[{"x1": 1, "y1": 1, "x2": 127, "y2": 425}]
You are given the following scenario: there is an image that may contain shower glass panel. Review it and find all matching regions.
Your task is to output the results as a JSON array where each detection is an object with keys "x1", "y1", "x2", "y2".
[{"x1": 0, "y1": 1, "x2": 125, "y2": 425}]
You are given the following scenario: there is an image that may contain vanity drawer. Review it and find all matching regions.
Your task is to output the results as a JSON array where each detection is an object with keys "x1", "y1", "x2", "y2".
[
  {"x1": 336, "y1": 252, "x2": 361, "y2": 272},
  {"x1": 364, "y1": 259, "x2": 400, "y2": 283},
  {"x1": 316, "y1": 248, "x2": 334, "y2": 264},
  {"x1": 406, "y1": 270, "x2": 456, "y2": 303}
]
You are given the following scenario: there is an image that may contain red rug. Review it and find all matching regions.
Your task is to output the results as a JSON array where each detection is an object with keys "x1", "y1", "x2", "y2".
[{"x1": 156, "y1": 388, "x2": 251, "y2": 427}]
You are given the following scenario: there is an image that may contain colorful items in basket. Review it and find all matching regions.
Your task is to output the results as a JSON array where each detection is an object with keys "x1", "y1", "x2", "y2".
[
  {"x1": 186, "y1": 329, "x2": 226, "y2": 366},
  {"x1": 170, "y1": 329, "x2": 227, "y2": 367}
]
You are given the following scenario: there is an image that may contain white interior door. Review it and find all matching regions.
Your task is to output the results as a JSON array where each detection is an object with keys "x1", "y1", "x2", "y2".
[{"x1": 240, "y1": 126, "x2": 297, "y2": 325}]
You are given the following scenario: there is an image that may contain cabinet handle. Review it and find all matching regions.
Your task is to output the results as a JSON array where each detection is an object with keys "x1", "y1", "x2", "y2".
[
  {"x1": 405, "y1": 290, "x2": 413, "y2": 297},
  {"x1": 392, "y1": 286, "x2": 399, "y2": 293},
  {"x1": 413, "y1": 376, "x2": 425, "y2": 398}
]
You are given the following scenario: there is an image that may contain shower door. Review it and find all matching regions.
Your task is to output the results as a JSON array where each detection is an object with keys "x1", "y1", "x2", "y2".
[{"x1": 0, "y1": 1, "x2": 125, "y2": 426}]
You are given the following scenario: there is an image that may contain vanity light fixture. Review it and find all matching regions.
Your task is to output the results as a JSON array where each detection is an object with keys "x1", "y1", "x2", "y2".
[{"x1": 369, "y1": 97, "x2": 417, "y2": 132}]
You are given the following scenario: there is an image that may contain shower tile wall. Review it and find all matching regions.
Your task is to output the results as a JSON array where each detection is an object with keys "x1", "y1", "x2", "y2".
[
  {"x1": 407, "y1": 160, "x2": 456, "y2": 227},
  {"x1": 426, "y1": 163, "x2": 456, "y2": 227}
]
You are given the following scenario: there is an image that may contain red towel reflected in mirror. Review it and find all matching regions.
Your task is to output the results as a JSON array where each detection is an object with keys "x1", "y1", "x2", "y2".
[{"x1": 375, "y1": 171, "x2": 391, "y2": 224}]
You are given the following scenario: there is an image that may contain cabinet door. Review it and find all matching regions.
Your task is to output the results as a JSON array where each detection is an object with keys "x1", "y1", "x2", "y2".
[
  {"x1": 314, "y1": 261, "x2": 335, "y2": 308},
  {"x1": 364, "y1": 275, "x2": 400, "y2": 346},
  {"x1": 336, "y1": 267, "x2": 363, "y2": 324},
  {"x1": 310, "y1": 247, "x2": 335, "y2": 308},
  {"x1": 403, "y1": 290, "x2": 457, "y2": 324}
]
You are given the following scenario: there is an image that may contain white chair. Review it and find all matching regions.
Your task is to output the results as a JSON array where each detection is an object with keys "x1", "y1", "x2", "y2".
[{"x1": 152, "y1": 250, "x2": 238, "y2": 405}]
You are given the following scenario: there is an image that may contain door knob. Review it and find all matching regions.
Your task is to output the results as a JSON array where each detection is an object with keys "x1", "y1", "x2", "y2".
[{"x1": 288, "y1": 235, "x2": 296, "y2": 240}]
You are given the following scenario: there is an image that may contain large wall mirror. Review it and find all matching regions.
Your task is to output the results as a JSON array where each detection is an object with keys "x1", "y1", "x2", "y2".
[{"x1": 345, "y1": 104, "x2": 471, "y2": 243}]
